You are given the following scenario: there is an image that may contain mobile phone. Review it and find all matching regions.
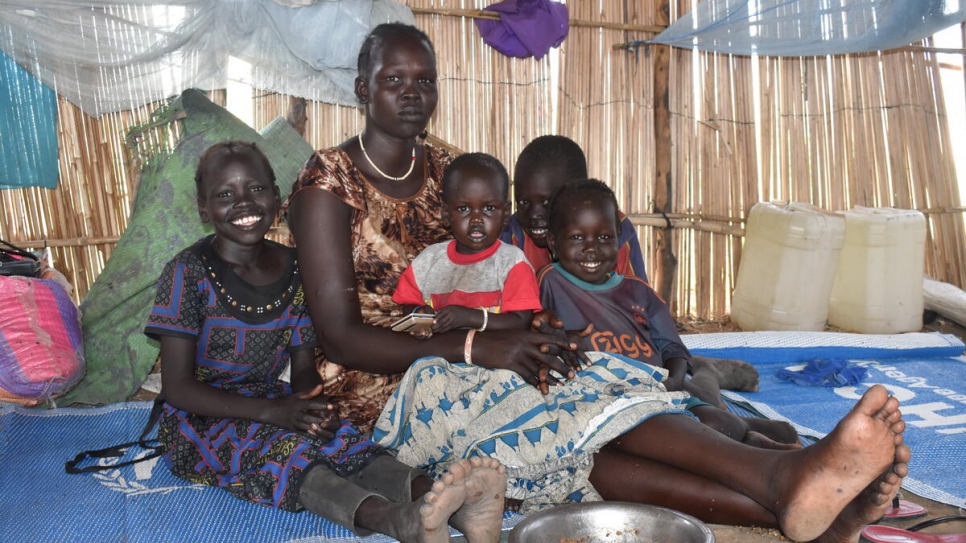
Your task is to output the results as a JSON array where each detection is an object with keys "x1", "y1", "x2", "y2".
[{"x1": 390, "y1": 313, "x2": 436, "y2": 334}]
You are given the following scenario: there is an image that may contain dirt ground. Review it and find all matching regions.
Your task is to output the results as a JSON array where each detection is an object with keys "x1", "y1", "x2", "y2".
[{"x1": 132, "y1": 315, "x2": 966, "y2": 541}]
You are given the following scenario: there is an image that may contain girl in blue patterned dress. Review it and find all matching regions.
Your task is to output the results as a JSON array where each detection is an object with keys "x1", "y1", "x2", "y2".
[{"x1": 146, "y1": 140, "x2": 506, "y2": 542}]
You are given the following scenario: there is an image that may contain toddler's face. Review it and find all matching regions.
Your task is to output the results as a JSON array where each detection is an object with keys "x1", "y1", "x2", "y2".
[
  {"x1": 514, "y1": 164, "x2": 568, "y2": 249},
  {"x1": 198, "y1": 155, "x2": 279, "y2": 248},
  {"x1": 548, "y1": 197, "x2": 619, "y2": 284},
  {"x1": 445, "y1": 170, "x2": 509, "y2": 255}
]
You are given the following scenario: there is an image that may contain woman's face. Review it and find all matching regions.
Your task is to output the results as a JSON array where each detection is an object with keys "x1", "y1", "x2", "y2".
[{"x1": 357, "y1": 34, "x2": 438, "y2": 139}]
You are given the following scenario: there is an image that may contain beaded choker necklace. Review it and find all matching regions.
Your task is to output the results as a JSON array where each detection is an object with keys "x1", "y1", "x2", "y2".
[
  {"x1": 358, "y1": 132, "x2": 416, "y2": 181},
  {"x1": 201, "y1": 251, "x2": 296, "y2": 316}
]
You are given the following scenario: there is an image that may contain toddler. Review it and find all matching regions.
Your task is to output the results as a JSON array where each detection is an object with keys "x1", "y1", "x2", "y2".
[{"x1": 393, "y1": 152, "x2": 542, "y2": 335}]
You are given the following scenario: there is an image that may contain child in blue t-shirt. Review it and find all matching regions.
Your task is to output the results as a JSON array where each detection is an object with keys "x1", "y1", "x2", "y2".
[{"x1": 538, "y1": 179, "x2": 800, "y2": 447}]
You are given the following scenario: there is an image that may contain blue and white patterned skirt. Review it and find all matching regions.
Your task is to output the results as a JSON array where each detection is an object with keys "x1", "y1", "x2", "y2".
[{"x1": 372, "y1": 352, "x2": 695, "y2": 512}]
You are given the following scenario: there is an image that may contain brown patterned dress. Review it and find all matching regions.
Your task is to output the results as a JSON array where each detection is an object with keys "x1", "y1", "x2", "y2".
[{"x1": 288, "y1": 145, "x2": 454, "y2": 433}]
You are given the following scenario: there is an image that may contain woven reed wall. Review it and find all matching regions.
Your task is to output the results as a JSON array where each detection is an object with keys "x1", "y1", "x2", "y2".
[{"x1": 1, "y1": 0, "x2": 963, "y2": 323}]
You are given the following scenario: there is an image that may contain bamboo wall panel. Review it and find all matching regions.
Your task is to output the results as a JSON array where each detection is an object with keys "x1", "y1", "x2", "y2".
[{"x1": 2, "y1": 0, "x2": 963, "y2": 323}]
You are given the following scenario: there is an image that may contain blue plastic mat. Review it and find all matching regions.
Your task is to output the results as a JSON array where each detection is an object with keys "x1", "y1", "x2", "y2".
[
  {"x1": 682, "y1": 331, "x2": 966, "y2": 509},
  {"x1": 0, "y1": 402, "x2": 523, "y2": 543}
]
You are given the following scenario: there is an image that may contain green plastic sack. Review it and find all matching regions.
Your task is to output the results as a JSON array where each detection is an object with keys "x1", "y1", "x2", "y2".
[{"x1": 64, "y1": 89, "x2": 313, "y2": 405}]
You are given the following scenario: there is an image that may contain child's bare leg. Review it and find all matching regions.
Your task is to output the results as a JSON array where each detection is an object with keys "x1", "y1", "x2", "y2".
[
  {"x1": 356, "y1": 460, "x2": 472, "y2": 543},
  {"x1": 609, "y1": 384, "x2": 903, "y2": 542},
  {"x1": 449, "y1": 456, "x2": 507, "y2": 543},
  {"x1": 743, "y1": 417, "x2": 801, "y2": 445},
  {"x1": 690, "y1": 405, "x2": 800, "y2": 449},
  {"x1": 811, "y1": 441, "x2": 910, "y2": 543},
  {"x1": 683, "y1": 378, "x2": 724, "y2": 408}
]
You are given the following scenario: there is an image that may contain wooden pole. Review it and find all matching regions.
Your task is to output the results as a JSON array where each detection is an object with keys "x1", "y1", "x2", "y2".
[
  {"x1": 286, "y1": 96, "x2": 307, "y2": 137},
  {"x1": 652, "y1": 0, "x2": 676, "y2": 302}
]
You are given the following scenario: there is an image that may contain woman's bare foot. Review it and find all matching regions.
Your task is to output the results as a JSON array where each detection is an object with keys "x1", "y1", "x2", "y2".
[
  {"x1": 450, "y1": 456, "x2": 507, "y2": 543},
  {"x1": 505, "y1": 498, "x2": 523, "y2": 513},
  {"x1": 776, "y1": 384, "x2": 903, "y2": 542},
  {"x1": 394, "y1": 460, "x2": 471, "y2": 543},
  {"x1": 811, "y1": 442, "x2": 911, "y2": 543}
]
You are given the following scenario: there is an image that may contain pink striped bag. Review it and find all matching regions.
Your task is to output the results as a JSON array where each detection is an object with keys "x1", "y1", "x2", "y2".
[{"x1": 0, "y1": 276, "x2": 85, "y2": 406}]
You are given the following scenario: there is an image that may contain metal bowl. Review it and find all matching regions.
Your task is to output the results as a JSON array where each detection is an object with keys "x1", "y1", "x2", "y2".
[{"x1": 508, "y1": 502, "x2": 715, "y2": 543}]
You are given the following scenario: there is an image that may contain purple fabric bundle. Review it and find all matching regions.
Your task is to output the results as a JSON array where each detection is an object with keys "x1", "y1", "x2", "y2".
[{"x1": 475, "y1": 0, "x2": 569, "y2": 59}]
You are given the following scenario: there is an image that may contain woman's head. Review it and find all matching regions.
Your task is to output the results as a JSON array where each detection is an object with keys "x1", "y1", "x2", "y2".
[
  {"x1": 547, "y1": 179, "x2": 621, "y2": 285},
  {"x1": 442, "y1": 153, "x2": 510, "y2": 255},
  {"x1": 195, "y1": 140, "x2": 280, "y2": 245},
  {"x1": 355, "y1": 23, "x2": 438, "y2": 139},
  {"x1": 513, "y1": 135, "x2": 589, "y2": 249}
]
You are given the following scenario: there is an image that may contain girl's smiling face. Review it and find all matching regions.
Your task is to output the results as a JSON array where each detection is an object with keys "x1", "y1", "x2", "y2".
[
  {"x1": 198, "y1": 154, "x2": 279, "y2": 249},
  {"x1": 547, "y1": 194, "x2": 620, "y2": 284}
]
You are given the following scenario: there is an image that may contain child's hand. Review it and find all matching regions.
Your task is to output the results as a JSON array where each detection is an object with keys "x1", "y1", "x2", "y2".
[
  {"x1": 269, "y1": 384, "x2": 338, "y2": 439},
  {"x1": 663, "y1": 358, "x2": 688, "y2": 392},
  {"x1": 432, "y1": 306, "x2": 479, "y2": 334}
]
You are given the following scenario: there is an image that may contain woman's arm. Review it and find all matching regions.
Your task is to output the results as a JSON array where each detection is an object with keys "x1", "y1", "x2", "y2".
[
  {"x1": 289, "y1": 187, "x2": 576, "y2": 385},
  {"x1": 160, "y1": 336, "x2": 330, "y2": 434}
]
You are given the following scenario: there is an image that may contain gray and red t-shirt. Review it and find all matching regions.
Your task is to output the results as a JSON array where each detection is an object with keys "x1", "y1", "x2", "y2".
[{"x1": 393, "y1": 240, "x2": 542, "y2": 313}]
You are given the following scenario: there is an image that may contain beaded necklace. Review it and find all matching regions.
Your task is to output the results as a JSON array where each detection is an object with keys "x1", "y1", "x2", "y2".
[
  {"x1": 201, "y1": 250, "x2": 296, "y2": 316},
  {"x1": 358, "y1": 132, "x2": 416, "y2": 181}
]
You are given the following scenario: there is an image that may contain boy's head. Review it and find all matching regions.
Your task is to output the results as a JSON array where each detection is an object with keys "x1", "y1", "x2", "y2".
[
  {"x1": 195, "y1": 140, "x2": 280, "y2": 244},
  {"x1": 547, "y1": 179, "x2": 622, "y2": 285},
  {"x1": 442, "y1": 152, "x2": 510, "y2": 255},
  {"x1": 513, "y1": 135, "x2": 588, "y2": 249}
]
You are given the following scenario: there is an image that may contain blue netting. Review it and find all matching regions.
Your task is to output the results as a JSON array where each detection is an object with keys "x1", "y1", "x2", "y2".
[{"x1": 651, "y1": 0, "x2": 966, "y2": 57}]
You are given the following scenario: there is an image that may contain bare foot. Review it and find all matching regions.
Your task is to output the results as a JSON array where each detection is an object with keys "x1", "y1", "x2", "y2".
[
  {"x1": 450, "y1": 456, "x2": 507, "y2": 543},
  {"x1": 692, "y1": 355, "x2": 760, "y2": 392},
  {"x1": 398, "y1": 460, "x2": 471, "y2": 543},
  {"x1": 777, "y1": 384, "x2": 903, "y2": 542},
  {"x1": 505, "y1": 498, "x2": 523, "y2": 513},
  {"x1": 745, "y1": 417, "x2": 801, "y2": 445},
  {"x1": 811, "y1": 442, "x2": 911, "y2": 543}
]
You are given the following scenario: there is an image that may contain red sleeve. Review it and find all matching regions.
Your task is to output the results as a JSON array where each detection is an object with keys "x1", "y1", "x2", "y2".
[
  {"x1": 391, "y1": 266, "x2": 426, "y2": 306},
  {"x1": 500, "y1": 261, "x2": 543, "y2": 312}
]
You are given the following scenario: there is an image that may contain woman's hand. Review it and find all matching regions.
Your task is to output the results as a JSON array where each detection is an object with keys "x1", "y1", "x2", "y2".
[
  {"x1": 530, "y1": 310, "x2": 594, "y2": 372},
  {"x1": 432, "y1": 306, "x2": 478, "y2": 334},
  {"x1": 268, "y1": 385, "x2": 339, "y2": 439},
  {"x1": 470, "y1": 329, "x2": 577, "y2": 393}
]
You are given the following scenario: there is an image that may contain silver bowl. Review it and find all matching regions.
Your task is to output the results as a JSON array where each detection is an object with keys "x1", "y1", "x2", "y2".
[{"x1": 508, "y1": 502, "x2": 715, "y2": 543}]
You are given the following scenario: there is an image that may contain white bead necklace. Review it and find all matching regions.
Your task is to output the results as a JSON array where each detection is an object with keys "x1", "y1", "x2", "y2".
[{"x1": 358, "y1": 132, "x2": 416, "y2": 181}]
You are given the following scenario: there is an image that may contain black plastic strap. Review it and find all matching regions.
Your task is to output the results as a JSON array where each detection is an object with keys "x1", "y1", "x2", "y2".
[
  {"x1": 0, "y1": 238, "x2": 39, "y2": 261},
  {"x1": 65, "y1": 396, "x2": 166, "y2": 474},
  {"x1": 907, "y1": 515, "x2": 966, "y2": 532}
]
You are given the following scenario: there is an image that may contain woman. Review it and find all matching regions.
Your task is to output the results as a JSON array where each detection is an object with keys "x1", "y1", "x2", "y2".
[{"x1": 287, "y1": 23, "x2": 909, "y2": 543}]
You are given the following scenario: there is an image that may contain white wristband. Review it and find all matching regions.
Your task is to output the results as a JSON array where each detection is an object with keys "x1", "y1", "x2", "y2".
[{"x1": 477, "y1": 308, "x2": 489, "y2": 332}]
